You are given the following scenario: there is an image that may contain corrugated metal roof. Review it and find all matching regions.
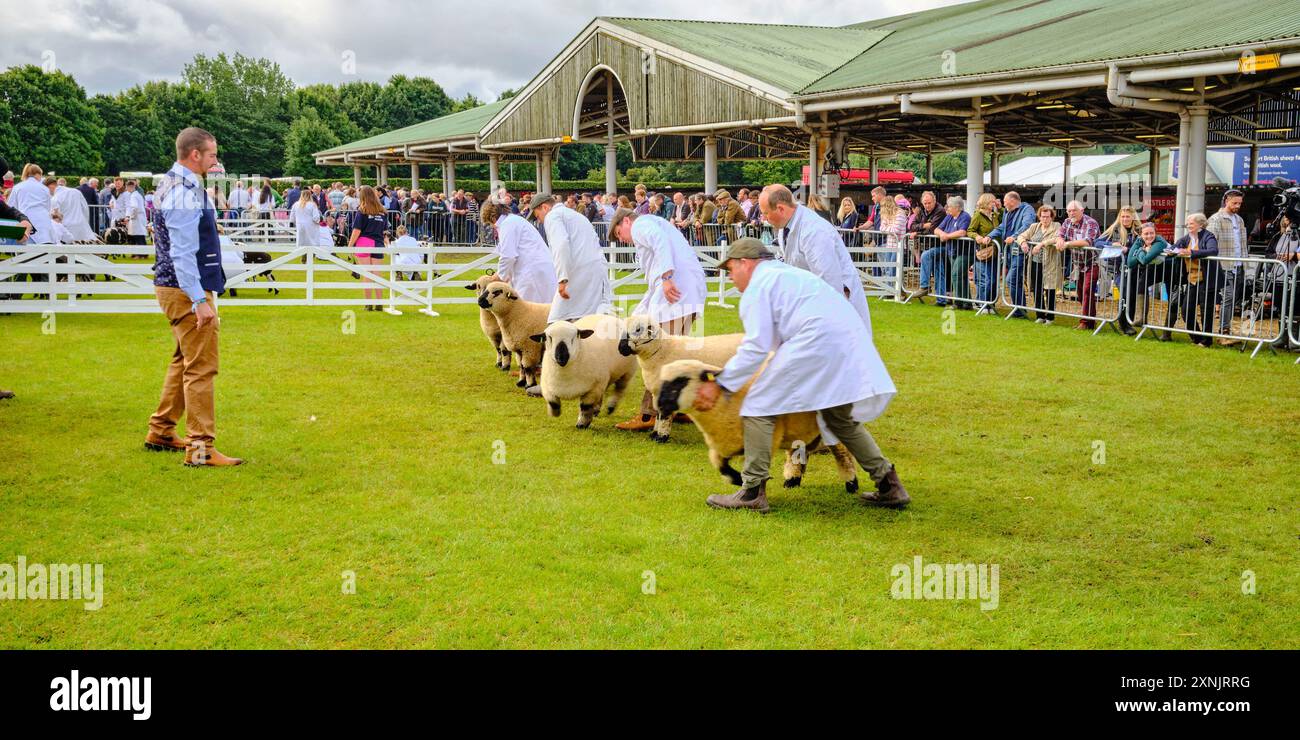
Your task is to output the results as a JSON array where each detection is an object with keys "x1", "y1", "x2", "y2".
[
  {"x1": 807, "y1": 0, "x2": 1300, "y2": 95},
  {"x1": 602, "y1": 17, "x2": 890, "y2": 93},
  {"x1": 316, "y1": 99, "x2": 509, "y2": 157}
]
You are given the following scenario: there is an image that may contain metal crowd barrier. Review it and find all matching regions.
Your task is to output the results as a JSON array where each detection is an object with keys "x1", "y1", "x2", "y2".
[
  {"x1": 843, "y1": 229, "x2": 906, "y2": 300},
  {"x1": 1289, "y1": 262, "x2": 1300, "y2": 362},
  {"x1": 1122, "y1": 252, "x2": 1290, "y2": 356},
  {"x1": 906, "y1": 234, "x2": 1003, "y2": 313},
  {"x1": 993, "y1": 241, "x2": 1119, "y2": 332}
]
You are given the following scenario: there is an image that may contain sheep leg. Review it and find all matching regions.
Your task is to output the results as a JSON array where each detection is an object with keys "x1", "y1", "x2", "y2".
[
  {"x1": 711, "y1": 449, "x2": 743, "y2": 487},
  {"x1": 650, "y1": 414, "x2": 672, "y2": 444},
  {"x1": 829, "y1": 443, "x2": 860, "y2": 494},
  {"x1": 496, "y1": 339, "x2": 510, "y2": 371},
  {"x1": 545, "y1": 397, "x2": 561, "y2": 418},
  {"x1": 782, "y1": 449, "x2": 805, "y2": 488},
  {"x1": 515, "y1": 353, "x2": 528, "y2": 388},
  {"x1": 576, "y1": 390, "x2": 602, "y2": 428},
  {"x1": 604, "y1": 373, "x2": 631, "y2": 417}
]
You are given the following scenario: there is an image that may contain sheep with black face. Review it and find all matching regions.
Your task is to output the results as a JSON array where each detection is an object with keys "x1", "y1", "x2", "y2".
[
  {"x1": 530, "y1": 314, "x2": 636, "y2": 429},
  {"x1": 617, "y1": 314, "x2": 743, "y2": 443},
  {"x1": 464, "y1": 271, "x2": 509, "y2": 371},
  {"x1": 478, "y1": 281, "x2": 548, "y2": 392},
  {"x1": 657, "y1": 359, "x2": 860, "y2": 492}
]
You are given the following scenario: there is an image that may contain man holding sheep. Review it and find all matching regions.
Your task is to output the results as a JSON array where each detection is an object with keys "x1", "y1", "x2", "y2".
[
  {"x1": 607, "y1": 207, "x2": 708, "y2": 432},
  {"x1": 693, "y1": 238, "x2": 907, "y2": 513},
  {"x1": 529, "y1": 192, "x2": 614, "y2": 324}
]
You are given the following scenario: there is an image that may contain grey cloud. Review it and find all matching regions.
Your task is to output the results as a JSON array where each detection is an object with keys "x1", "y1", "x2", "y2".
[{"x1": 1, "y1": 0, "x2": 961, "y2": 100}]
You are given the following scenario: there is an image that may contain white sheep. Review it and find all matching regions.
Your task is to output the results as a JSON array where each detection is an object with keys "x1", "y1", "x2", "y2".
[
  {"x1": 655, "y1": 359, "x2": 859, "y2": 492},
  {"x1": 478, "y1": 280, "x2": 548, "y2": 391},
  {"x1": 530, "y1": 314, "x2": 636, "y2": 429},
  {"x1": 617, "y1": 314, "x2": 743, "y2": 443},
  {"x1": 464, "y1": 271, "x2": 508, "y2": 371}
]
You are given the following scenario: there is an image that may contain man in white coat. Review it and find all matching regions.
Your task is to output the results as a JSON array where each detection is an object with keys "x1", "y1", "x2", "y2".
[
  {"x1": 487, "y1": 200, "x2": 556, "y2": 304},
  {"x1": 8, "y1": 166, "x2": 56, "y2": 244},
  {"x1": 692, "y1": 238, "x2": 907, "y2": 514},
  {"x1": 52, "y1": 183, "x2": 97, "y2": 242},
  {"x1": 760, "y1": 184, "x2": 872, "y2": 335},
  {"x1": 111, "y1": 180, "x2": 148, "y2": 244},
  {"x1": 608, "y1": 207, "x2": 708, "y2": 431},
  {"x1": 530, "y1": 192, "x2": 613, "y2": 323}
]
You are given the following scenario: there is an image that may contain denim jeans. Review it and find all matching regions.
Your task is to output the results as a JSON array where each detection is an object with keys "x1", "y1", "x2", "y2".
[
  {"x1": 919, "y1": 246, "x2": 949, "y2": 302},
  {"x1": 974, "y1": 257, "x2": 997, "y2": 303},
  {"x1": 1004, "y1": 250, "x2": 1026, "y2": 308}
]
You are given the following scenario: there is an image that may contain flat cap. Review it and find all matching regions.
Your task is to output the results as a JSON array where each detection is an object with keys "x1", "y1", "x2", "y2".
[
  {"x1": 719, "y1": 237, "x2": 774, "y2": 270},
  {"x1": 527, "y1": 192, "x2": 554, "y2": 211}
]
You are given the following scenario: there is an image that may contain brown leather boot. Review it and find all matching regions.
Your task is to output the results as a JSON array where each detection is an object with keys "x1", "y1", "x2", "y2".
[
  {"x1": 706, "y1": 481, "x2": 769, "y2": 514},
  {"x1": 144, "y1": 432, "x2": 187, "y2": 452},
  {"x1": 184, "y1": 443, "x2": 245, "y2": 467},
  {"x1": 614, "y1": 415, "x2": 656, "y2": 431},
  {"x1": 860, "y1": 466, "x2": 910, "y2": 509}
]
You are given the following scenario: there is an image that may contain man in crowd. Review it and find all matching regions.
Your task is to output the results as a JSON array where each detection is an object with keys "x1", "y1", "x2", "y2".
[
  {"x1": 689, "y1": 238, "x2": 906, "y2": 513},
  {"x1": 225, "y1": 179, "x2": 250, "y2": 218},
  {"x1": 760, "y1": 184, "x2": 872, "y2": 332},
  {"x1": 1058, "y1": 200, "x2": 1100, "y2": 330},
  {"x1": 146, "y1": 127, "x2": 242, "y2": 466},
  {"x1": 284, "y1": 179, "x2": 302, "y2": 212},
  {"x1": 670, "y1": 192, "x2": 692, "y2": 234},
  {"x1": 715, "y1": 188, "x2": 745, "y2": 238},
  {"x1": 1207, "y1": 189, "x2": 1246, "y2": 346},
  {"x1": 907, "y1": 190, "x2": 945, "y2": 237},
  {"x1": 862, "y1": 186, "x2": 888, "y2": 231},
  {"x1": 78, "y1": 177, "x2": 100, "y2": 231},
  {"x1": 911, "y1": 196, "x2": 970, "y2": 307},
  {"x1": 608, "y1": 206, "x2": 707, "y2": 431},
  {"x1": 977, "y1": 190, "x2": 1035, "y2": 318}
]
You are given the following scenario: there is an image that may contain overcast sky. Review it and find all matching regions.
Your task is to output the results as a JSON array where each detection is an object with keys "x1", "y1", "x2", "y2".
[{"x1": 1, "y1": 0, "x2": 967, "y2": 101}]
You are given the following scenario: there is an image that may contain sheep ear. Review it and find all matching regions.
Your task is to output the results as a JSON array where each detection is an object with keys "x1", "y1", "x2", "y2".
[
  {"x1": 577, "y1": 329, "x2": 596, "y2": 339},
  {"x1": 529, "y1": 333, "x2": 545, "y2": 343},
  {"x1": 463, "y1": 283, "x2": 477, "y2": 290}
]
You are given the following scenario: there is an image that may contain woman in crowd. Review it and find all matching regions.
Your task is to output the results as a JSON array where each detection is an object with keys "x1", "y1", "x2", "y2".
[
  {"x1": 1120, "y1": 221, "x2": 1170, "y2": 335},
  {"x1": 1168, "y1": 212, "x2": 1220, "y2": 347},
  {"x1": 291, "y1": 190, "x2": 323, "y2": 248},
  {"x1": 255, "y1": 182, "x2": 275, "y2": 220},
  {"x1": 837, "y1": 197, "x2": 859, "y2": 231},
  {"x1": 874, "y1": 194, "x2": 908, "y2": 282},
  {"x1": 1016, "y1": 205, "x2": 1063, "y2": 323},
  {"x1": 348, "y1": 185, "x2": 395, "y2": 313},
  {"x1": 967, "y1": 193, "x2": 1001, "y2": 314},
  {"x1": 808, "y1": 193, "x2": 834, "y2": 224}
]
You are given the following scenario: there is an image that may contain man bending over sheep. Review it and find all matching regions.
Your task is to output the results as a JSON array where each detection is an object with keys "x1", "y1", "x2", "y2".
[
  {"x1": 607, "y1": 207, "x2": 708, "y2": 432},
  {"x1": 692, "y1": 238, "x2": 909, "y2": 513}
]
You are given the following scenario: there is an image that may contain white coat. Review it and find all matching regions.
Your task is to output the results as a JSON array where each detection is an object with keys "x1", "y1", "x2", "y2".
[
  {"x1": 495, "y1": 212, "x2": 557, "y2": 304},
  {"x1": 291, "y1": 202, "x2": 323, "y2": 246},
  {"x1": 391, "y1": 234, "x2": 424, "y2": 267},
  {"x1": 111, "y1": 190, "x2": 147, "y2": 236},
  {"x1": 629, "y1": 214, "x2": 707, "y2": 323},
  {"x1": 776, "y1": 203, "x2": 873, "y2": 336},
  {"x1": 543, "y1": 204, "x2": 614, "y2": 323},
  {"x1": 715, "y1": 259, "x2": 895, "y2": 423},
  {"x1": 8, "y1": 177, "x2": 56, "y2": 244},
  {"x1": 52, "y1": 186, "x2": 97, "y2": 242}
]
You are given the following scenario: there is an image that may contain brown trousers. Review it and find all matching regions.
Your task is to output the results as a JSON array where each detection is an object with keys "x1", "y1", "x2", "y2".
[
  {"x1": 639, "y1": 312, "x2": 698, "y2": 417},
  {"x1": 148, "y1": 287, "x2": 219, "y2": 445}
]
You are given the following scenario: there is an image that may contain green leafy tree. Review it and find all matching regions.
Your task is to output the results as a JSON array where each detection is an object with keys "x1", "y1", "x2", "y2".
[
  {"x1": 182, "y1": 53, "x2": 295, "y2": 176},
  {"x1": 283, "y1": 109, "x2": 345, "y2": 180},
  {"x1": 92, "y1": 94, "x2": 166, "y2": 174},
  {"x1": 376, "y1": 75, "x2": 452, "y2": 130},
  {"x1": 0, "y1": 65, "x2": 104, "y2": 173},
  {"x1": 337, "y1": 81, "x2": 386, "y2": 137}
]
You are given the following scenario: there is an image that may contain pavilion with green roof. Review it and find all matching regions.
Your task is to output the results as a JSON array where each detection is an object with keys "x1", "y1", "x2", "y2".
[{"x1": 317, "y1": 0, "x2": 1300, "y2": 235}]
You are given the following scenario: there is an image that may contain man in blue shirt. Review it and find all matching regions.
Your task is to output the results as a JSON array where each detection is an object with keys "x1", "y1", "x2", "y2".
[
  {"x1": 978, "y1": 190, "x2": 1036, "y2": 318},
  {"x1": 145, "y1": 127, "x2": 244, "y2": 467}
]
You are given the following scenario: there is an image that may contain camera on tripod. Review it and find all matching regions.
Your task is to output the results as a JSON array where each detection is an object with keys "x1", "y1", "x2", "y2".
[{"x1": 1271, "y1": 176, "x2": 1300, "y2": 236}]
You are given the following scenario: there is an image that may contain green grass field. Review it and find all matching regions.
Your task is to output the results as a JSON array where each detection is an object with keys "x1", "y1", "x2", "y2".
[{"x1": 1, "y1": 294, "x2": 1297, "y2": 648}]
